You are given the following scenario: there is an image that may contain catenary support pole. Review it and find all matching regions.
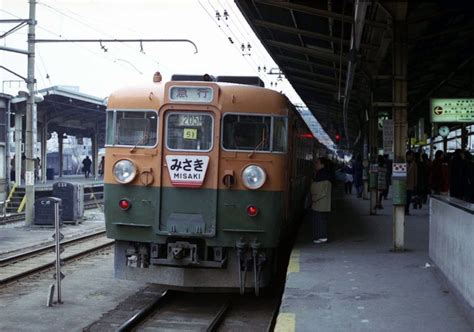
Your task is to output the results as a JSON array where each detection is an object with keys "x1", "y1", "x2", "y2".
[{"x1": 24, "y1": 0, "x2": 36, "y2": 225}]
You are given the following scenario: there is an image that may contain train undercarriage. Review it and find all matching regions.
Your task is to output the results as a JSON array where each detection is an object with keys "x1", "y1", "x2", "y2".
[{"x1": 115, "y1": 239, "x2": 273, "y2": 295}]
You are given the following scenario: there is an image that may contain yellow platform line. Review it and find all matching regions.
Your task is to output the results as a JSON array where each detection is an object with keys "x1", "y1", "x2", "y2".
[
  {"x1": 274, "y1": 313, "x2": 296, "y2": 332},
  {"x1": 287, "y1": 249, "x2": 300, "y2": 274}
]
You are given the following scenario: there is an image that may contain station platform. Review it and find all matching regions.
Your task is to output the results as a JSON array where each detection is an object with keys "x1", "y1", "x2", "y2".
[
  {"x1": 0, "y1": 209, "x2": 105, "y2": 258},
  {"x1": 18, "y1": 175, "x2": 104, "y2": 191},
  {"x1": 276, "y1": 193, "x2": 474, "y2": 331}
]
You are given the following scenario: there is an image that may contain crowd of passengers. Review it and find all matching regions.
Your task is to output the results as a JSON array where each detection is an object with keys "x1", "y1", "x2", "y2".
[{"x1": 341, "y1": 149, "x2": 474, "y2": 212}]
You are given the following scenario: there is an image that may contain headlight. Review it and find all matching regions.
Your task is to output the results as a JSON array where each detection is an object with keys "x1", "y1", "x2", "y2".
[
  {"x1": 113, "y1": 159, "x2": 137, "y2": 184},
  {"x1": 242, "y1": 165, "x2": 266, "y2": 189}
]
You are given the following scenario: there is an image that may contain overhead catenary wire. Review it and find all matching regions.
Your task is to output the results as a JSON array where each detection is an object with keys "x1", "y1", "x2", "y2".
[
  {"x1": 198, "y1": 0, "x2": 262, "y2": 78},
  {"x1": 36, "y1": 1, "x2": 172, "y2": 72}
]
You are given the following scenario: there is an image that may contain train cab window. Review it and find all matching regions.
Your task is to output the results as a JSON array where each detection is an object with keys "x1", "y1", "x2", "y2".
[
  {"x1": 222, "y1": 114, "x2": 272, "y2": 151},
  {"x1": 273, "y1": 117, "x2": 288, "y2": 152},
  {"x1": 166, "y1": 113, "x2": 213, "y2": 151},
  {"x1": 106, "y1": 110, "x2": 158, "y2": 147}
]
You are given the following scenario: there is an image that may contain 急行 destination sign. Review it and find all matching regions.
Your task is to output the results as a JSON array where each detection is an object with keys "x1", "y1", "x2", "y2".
[{"x1": 430, "y1": 98, "x2": 474, "y2": 123}]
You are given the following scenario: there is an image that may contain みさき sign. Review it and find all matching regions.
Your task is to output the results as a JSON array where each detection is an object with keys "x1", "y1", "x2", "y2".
[{"x1": 166, "y1": 155, "x2": 210, "y2": 188}]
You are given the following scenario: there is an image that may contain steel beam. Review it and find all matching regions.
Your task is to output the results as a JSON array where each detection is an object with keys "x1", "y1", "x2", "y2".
[
  {"x1": 266, "y1": 40, "x2": 347, "y2": 63},
  {"x1": 284, "y1": 66, "x2": 338, "y2": 82},
  {"x1": 287, "y1": 75, "x2": 338, "y2": 91},
  {"x1": 0, "y1": 45, "x2": 29, "y2": 55},
  {"x1": 275, "y1": 54, "x2": 348, "y2": 72},
  {"x1": 253, "y1": 19, "x2": 380, "y2": 50},
  {"x1": 253, "y1": 0, "x2": 387, "y2": 29}
]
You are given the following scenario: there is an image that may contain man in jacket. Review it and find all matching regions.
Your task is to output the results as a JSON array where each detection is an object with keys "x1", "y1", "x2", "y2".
[
  {"x1": 311, "y1": 157, "x2": 332, "y2": 243},
  {"x1": 405, "y1": 151, "x2": 418, "y2": 215}
]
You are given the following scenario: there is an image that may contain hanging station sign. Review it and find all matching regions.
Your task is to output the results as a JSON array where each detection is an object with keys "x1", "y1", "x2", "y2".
[{"x1": 430, "y1": 98, "x2": 474, "y2": 123}]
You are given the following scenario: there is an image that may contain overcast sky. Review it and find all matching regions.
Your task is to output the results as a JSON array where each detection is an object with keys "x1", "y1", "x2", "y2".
[{"x1": 0, "y1": 0, "x2": 333, "y2": 146}]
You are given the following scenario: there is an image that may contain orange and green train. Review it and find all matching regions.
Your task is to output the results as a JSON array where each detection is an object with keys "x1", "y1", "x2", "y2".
[{"x1": 104, "y1": 74, "x2": 318, "y2": 294}]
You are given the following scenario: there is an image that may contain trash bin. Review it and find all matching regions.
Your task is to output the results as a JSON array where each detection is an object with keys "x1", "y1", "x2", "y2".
[
  {"x1": 46, "y1": 168, "x2": 55, "y2": 180},
  {"x1": 34, "y1": 197, "x2": 62, "y2": 226},
  {"x1": 53, "y1": 182, "x2": 84, "y2": 222}
]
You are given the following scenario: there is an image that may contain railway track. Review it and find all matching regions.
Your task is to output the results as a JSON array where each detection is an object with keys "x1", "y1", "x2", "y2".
[
  {"x1": 0, "y1": 230, "x2": 114, "y2": 287},
  {"x1": 85, "y1": 286, "x2": 279, "y2": 332},
  {"x1": 117, "y1": 290, "x2": 231, "y2": 332},
  {"x1": 0, "y1": 199, "x2": 103, "y2": 225}
]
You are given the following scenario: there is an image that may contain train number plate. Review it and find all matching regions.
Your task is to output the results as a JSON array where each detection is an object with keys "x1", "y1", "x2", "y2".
[{"x1": 165, "y1": 155, "x2": 210, "y2": 188}]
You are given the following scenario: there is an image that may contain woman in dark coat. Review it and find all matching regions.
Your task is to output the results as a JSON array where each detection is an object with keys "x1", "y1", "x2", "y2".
[{"x1": 352, "y1": 155, "x2": 364, "y2": 198}]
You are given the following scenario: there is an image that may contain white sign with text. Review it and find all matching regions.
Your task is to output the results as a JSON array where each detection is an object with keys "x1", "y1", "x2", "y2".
[{"x1": 166, "y1": 155, "x2": 210, "y2": 188}]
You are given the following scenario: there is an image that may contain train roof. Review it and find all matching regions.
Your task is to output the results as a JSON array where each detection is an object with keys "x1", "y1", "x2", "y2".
[{"x1": 107, "y1": 77, "x2": 288, "y2": 115}]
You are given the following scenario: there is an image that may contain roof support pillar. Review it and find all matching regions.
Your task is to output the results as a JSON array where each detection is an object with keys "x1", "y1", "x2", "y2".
[
  {"x1": 92, "y1": 131, "x2": 98, "y2": 181},
  {"x1": 368, "y1": 94, "x2": 379, "y2": 215},
  {"x1": 391, "y1": 8, "x2": 408, "y2": 252},
  {"x1": 58, "y1": 132, "x2": 63, "y2": 178},
  {"x1": 40, "y1": 122, "x2": 47, "y2": 183},
  {"x1": 14, "y1": 113, "x2": 23, "y2": 186}
]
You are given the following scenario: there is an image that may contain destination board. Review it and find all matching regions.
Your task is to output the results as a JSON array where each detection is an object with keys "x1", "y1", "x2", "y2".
[{"x1": 169, "y1": 86, "x2": 213, "y2": 103}]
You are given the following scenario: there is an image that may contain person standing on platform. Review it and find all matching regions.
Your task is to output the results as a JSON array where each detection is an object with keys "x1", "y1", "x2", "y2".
[
  {"x1": 430, "y1": 150, "x2": 444, "y2": 194},
  {"x1": 99, "y1": 156, "x2": 105, "y2": 177},
  {"x1": 311, "y1": 157, "x2": 332, "y2": 244},
  {"x1": 449, "y1": 149, "x2": 466, "y2": 200},
  {"x1": 353, "y1": 155, "x2": 364, "y2": 198},
  {"x1": 375, "y1": 155, "x2": 387, "y2": 209},
  {"x1": 342, "y1": 163, "x2": 353, "y2": 194},
  {"x1": 405, "y1": 151, "x2": 418, "y2": 215},
  {"x1": 383, "y1": 154, "x2": 392, "y2": 200},
  {"x1": 421, "y1": 153, "x2": 431, "y2": 203},
  {"x1": 464, "y1": 152, "x2": 474, "y2": 203},
  {"x1": 82, "y1": 156, "x2": 92, "y2": 178}
]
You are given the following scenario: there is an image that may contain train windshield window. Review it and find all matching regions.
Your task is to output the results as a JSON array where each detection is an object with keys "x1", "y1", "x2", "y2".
[
  {"x1": 166, "y1": 113, "x2": 213, "y2": 151},
  {"x1": 273, "y1": 117, "x2": 287, "y2": 152},
  {"x1": 222, "y1": 114, "x2": 271, "y2": 151},
  {"x1": 106, "y1": 110, "x2": 157, "y2": 147}
]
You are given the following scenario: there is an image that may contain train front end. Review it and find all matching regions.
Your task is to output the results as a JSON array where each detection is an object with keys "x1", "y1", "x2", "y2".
[{"x1": 104, "y1": 78, "x2": 289, "y2": 293}]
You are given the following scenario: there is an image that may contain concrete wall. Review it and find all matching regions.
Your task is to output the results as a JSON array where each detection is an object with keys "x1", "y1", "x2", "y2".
[{"x1": 429, "y1": 196, "x2": 474, "y2": 309}]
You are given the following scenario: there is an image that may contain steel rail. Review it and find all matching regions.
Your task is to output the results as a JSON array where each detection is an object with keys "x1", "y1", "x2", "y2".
[
  {"x1": 206, "y1": 299, "x2": 231, "y2": 332},
  {"x1": 0, "y1": 229, "x2": 106, "y2": 266},
  {"x1": 116, "y1": 290, "x2": 174, "y2": 332},
  {"x1": 0, "y1": 233, "x2": 113, "y2": 287}
]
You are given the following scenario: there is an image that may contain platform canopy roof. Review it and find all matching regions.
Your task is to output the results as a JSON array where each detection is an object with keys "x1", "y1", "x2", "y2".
[
  {"x1": 235, "y1": 1, "x2": 474, "y2": 147},
  {"x1": 12, "y1": 86, "x2": 107, "y2": 143}
]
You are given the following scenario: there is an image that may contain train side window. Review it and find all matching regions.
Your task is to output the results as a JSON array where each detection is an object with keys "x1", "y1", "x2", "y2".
[
  {"x1": 166, "y1": 113, "x2": 213, "y2": 151},
  {"x1": 273, "y1": 117, "x2": 287, "y2": 152},
  {"x1": 105, "y1": 111, "x2": 115, "y2": 145},
  {"x1": 222, "y1": 114, "x2": 271, "y2": 151},
  {"x1": 106, "y1": 110, "x2": 158, "y2": 147}
]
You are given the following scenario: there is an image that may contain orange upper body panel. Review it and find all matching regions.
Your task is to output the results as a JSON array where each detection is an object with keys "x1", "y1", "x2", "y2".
[{"x1": 105, "y1": 80, "x2": 290, "y2": 191}]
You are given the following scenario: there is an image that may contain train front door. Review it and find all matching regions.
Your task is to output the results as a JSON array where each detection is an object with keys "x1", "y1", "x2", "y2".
[{"x1": 158, "y1": 107, "x2": 220, "y2": 238}]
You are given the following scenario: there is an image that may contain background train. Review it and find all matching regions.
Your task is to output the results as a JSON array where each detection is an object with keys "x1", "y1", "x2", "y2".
[{"x1": 104, "y1": 73, "x2": 325, "y2": 294}]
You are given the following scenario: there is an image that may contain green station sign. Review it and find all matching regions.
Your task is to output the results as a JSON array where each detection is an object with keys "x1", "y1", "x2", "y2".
[{"x1": 430, "y1": 98, "x2": 474, "y2": 123}]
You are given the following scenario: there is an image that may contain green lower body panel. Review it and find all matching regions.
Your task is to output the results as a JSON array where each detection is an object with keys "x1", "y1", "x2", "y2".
[{"x1": 105, "y1": 184, "x2": 284, "y2": 248}]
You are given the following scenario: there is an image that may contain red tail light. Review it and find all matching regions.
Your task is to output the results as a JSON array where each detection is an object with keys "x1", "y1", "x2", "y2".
[
  {"x1": 246, "y1": 205, "x2": 258, "y2": 217},
  {"x1": 119, "y1": 199, "x2": 131, "y2": 210}
]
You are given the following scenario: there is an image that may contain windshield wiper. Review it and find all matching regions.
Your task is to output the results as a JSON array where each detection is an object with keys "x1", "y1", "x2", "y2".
[
  {"x1": 248, "y1": 129, "x2": 267, "y2": 158},
  {"x1": 130, "y1": 133, "x2": 149, "y2": 152}
]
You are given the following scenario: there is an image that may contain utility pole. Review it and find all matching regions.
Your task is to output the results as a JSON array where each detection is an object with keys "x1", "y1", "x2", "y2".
[{"x1": 25, "y1": 0, "x2": 37, "y2": 225}]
